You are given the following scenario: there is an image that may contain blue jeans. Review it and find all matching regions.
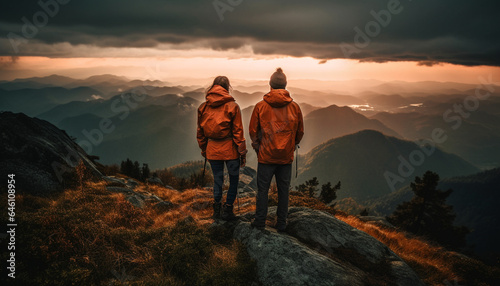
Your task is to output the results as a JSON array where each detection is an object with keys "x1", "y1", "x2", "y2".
[{"x1": 209, "y1": 159, "x2": 240, "y2": 205}]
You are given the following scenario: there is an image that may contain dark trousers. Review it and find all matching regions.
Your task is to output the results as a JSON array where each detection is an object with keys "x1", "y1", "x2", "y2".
[
  {"x1": 254, "y1": 163, "x2": 292, "y2": 228},
  {"x1": 209, "y1": 159, "x2": 240, "y2": 205}
]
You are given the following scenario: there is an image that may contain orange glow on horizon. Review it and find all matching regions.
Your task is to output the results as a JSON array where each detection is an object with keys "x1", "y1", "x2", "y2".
[{"x1": 1, "y1": 56, "x2": 499, "y2": 86}]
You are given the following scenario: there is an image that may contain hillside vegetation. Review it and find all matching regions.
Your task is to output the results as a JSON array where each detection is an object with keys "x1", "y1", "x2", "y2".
[{"x1": 2, "y1": 175, "x2": 498, "y2": 285}]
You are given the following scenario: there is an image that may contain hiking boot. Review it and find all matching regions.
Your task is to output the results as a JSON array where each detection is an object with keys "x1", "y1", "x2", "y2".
[
  {"x1": 250, "y1": 220, "x2": 265, "y2": 230},
  {"x1": 213, "y1": 202, "x2": 222, "y2": 220},
  {"x1": 274, "y1": 224, "x2": 287, "y2": 233},
  {"x1": 221, "y1": 203, "x2": 237, "y2": 221}
]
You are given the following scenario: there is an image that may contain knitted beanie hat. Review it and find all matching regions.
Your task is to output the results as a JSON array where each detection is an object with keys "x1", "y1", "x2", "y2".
[{"x1": 269, "y1": 68, "x2": 287, "y2": 89}]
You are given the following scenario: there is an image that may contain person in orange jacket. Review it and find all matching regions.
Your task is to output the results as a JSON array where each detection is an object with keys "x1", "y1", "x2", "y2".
[
  {"x1": 197, "y1": 76, "x2": 247, "y2": 220},
  {"x1": 249, "y1": 68, "x2": 304, "y2": 231}
]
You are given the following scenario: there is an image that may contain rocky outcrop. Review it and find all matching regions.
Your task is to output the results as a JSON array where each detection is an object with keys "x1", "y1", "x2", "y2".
[
  {"x1": 127, "y1": 195, "x2": 146, "y2": 208},
  {"x1": 0, "y1": 112, "x2": 102, "y2": 194},
  {"x1": 285, "y1": 208, "x2": 394, "y2": 264},
  {"x1": 233, "y1": 221, "x2": 364, "y2": 286},
  {"x1": 237, "y1": 166, "x2": 257, "y2": 197},
  {"x1": 357, "y1": 215, "x2": 395, "y2": 229},
  {"x1": 103, "y1": 175, "x2": 169, "y2": 209},
  {"x1": 218, "y1": 207, "x2": 424, "y2": 286},
  {"x1": 284, "y1": 208, "x2": 423, "y2": 285},
  {"x1": 147, "y1": 176, "x2": 164, "y2": 187}
]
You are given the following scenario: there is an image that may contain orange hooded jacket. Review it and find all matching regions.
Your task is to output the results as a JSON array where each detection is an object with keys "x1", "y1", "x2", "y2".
[
  {"x1": 197, "y1": 85, "x2": 247, "y2": 160},
  {"x1": 249, "y1": 89, "x2": 304, "y2": 164}
]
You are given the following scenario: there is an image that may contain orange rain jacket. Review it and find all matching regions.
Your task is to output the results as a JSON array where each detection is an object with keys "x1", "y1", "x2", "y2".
[
  {"x1": 249, "y1": 89, "x2": 304, "y2": 164},
  {"x1": 197, "y1": 85, "x2": 247, "y2": 160}
]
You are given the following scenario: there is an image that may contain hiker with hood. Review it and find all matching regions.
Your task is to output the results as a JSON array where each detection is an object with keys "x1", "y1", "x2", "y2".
[
  {"x1": 249, "y1": 68, "x2": 304, "y2": 231},
  {"x1": 197, "y1": 76, "x2": 247, "y2": 220}
]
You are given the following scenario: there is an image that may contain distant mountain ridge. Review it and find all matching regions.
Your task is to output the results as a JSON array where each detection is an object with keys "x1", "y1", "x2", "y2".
[
  {"x1": 0, "y1": 86, "x2": 103, "y2": 116},
  {"x1": 38, "y1": 93, "x2": 198, "y2": 124},
  {"x1": 43, "y1": 96, "x2": 201, "y2": 169},
  {"x1": 372, "y1": 98, "x2": 500, "y2": 168},
  {"x1": 0, "y1": 74, "x2": 190, "y2": 98},
  {"x1": 300, "y1": 105, "x2": 401, "y2": 152},
  {"x1": 297, "y1": 130, "x2": 479, "y2": 200}
]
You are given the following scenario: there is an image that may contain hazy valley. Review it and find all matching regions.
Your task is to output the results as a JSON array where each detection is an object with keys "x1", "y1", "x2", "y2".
[{"x1": 1, "y1": 74, "x2": 500, "y2": 284}]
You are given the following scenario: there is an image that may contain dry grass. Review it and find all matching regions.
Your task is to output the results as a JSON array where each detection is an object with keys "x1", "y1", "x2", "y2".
[
  {"x1": 3, "y1": 181, "x2": 256, "y2": 286},
  {"x1": 338, "y1": 215, "x2": 499, "y2": 285},
  {"x1": 8, "y1": 178, "x2": 498, "y2": 286},
  {"x1": 142, "y1": 185, "x2": 256, "y2": 228}
]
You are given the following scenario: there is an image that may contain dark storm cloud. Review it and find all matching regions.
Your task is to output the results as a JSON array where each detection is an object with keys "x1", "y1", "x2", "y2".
[{"x1": 0, "y1": 0, "x2": 498, "y2": 66}]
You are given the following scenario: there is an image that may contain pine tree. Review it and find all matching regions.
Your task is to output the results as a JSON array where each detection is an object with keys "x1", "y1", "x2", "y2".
[
  {"x1": 296, "y1": 177, "x2": 340, "y2": 204},
  {"x1": 142, "y1": 163, "x2": 150, "y2": 181},
  {"x1": 319, "y1": 181, "x2": 341, "y2": 204},
  {"x1": 296, "y1": 177, "x2": 319, "y2": 198},
  {"x1": 120, "y1": 158, "x2": 134, "y2": 177},
  {"x1": 133, "y1": 161, "x2": 141, "y2": 180},
  {"x1": 387, "y1": 170, "x2": 469, "y2": 249}
]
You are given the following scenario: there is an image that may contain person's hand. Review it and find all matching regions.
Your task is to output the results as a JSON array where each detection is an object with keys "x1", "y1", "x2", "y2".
[
  {"x1": 252, "y1": 142, "x2": 260, "y2": 154},
  {"x1": 240, "y1": 154, "x2": 246, "y2": 167}
]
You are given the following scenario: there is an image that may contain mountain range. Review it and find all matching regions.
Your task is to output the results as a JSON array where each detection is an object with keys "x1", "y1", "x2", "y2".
[
  {"x1": 2, "y1": 74, "x2": 498, "y2": 179},
  {"x1": 300, "y1": 105, "x2": 401, "y2": 152},
  {"x1": 372, "y1": 96, "x2": 500, "y2": 168},
  {"x1": 2, "y1": 74, "x2": 499, "y2": 268},
  {"x1": 296, "y1": 130, "x2": 480, "y2": 200}
]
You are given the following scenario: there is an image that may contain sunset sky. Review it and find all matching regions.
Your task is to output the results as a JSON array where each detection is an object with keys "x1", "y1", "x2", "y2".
[{"x1": 1, "y1": 0, "x2": 499, "y2": 83}]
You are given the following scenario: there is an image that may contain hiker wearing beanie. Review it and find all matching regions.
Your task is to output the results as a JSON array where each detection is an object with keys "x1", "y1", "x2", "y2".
[
  {"x1": 197, "y1": 76, "x2": 247, "y2": 221},
  {"x1": 249, "y1": 68, "x2": 304, "y2": 231}
]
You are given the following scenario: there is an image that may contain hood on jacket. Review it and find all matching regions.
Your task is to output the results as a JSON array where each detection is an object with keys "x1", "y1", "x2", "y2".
[
  {"x1": 206, "y1": 85, "x2": 235, "y2": 107},
  {"x1": 264, "y1": 89, "x2": 293, "y2": 108}
]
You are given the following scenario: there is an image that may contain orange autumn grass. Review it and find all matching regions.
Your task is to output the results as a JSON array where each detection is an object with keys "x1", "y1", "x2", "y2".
[
  {"x1": 336, "y1": 215, "x2": 499, "y2": 286},
  {"x1": 61, "y1": 181, "x2": 256, "y2": 228},
  {"x1": 11, "y1": 181, "x2": 257, "y2": 285},
  {"x1": 33, "y1": 180, "x2": 497, "y2": 286},
  {"x1": 136, "y1": 184, "x2": 256, "y2": 227}
]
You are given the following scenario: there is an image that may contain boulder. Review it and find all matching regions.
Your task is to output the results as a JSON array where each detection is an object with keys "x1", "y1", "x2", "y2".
[
  {"x1": 146, "y1": 194, "x2": 163, "y2": 203},
  {"x1": 238, "y1": 172, "x2": 254, "y2": 189},
  {"x1": 103, "y1": 176, "x2": 127, "y2": 187},
  {"x1": 285, "y1": 207, "x2": 394, "y2": 264},
  {"x1": 240, "y1": 166, "x2": 257, "y2": 178},
  {"x1": 106, "y1": 186, "x2": 164, "y2": 209},
  {"x1": 147, "y1": 176, "x2": 164, "y2": 186},
  {"x1": 228, "y1": 207, "x2": 424, "y2": 286},
  {"x1": 152, "y1": 201, "x2": 176, "y2": 212},
  {"x1": 390, "y1": 260, "x2": 425, "y2": 286},
  {"x1": 233, "y1": 222, "x2": 364, "y2": 286},
  {"x1": 0, "y1": 112, "x2": 102, "y2": 194},
  {"x1": 126, "y1": 178, "x2": 140, "y2": 188},
  {"x1": 127, "y1": 195, "x2": 145, "y2": 208},
  {"x1": 237, "y1": 166, "x2": 257, "y2": 196}
]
